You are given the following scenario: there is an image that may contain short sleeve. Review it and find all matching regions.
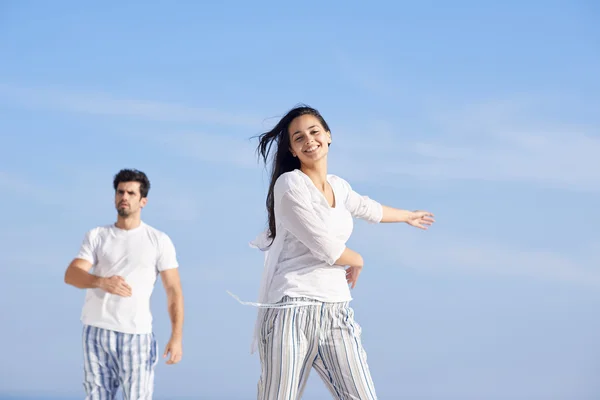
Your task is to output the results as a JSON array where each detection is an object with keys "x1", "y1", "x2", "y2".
[
  {"x1": 157, "y1": 233, "x2": 179, "y2": 272},
  {"x1": 337, "y1": 177, "x2": 383, "y2": 223},
  {"x1": 75, "y1": 229, "x2": 97, "y2": 265}
]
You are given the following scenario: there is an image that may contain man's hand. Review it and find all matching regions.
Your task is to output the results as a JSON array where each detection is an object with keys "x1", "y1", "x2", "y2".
[
  {"x1": 160, "y1": 268, "x2": 184, "y2": 365},
  {"x1": 163, "y1": 336, "x2": 183, "y2": 365},
  {"x1": 98, "y1": 276, "x2": 132, "y2": 297}
]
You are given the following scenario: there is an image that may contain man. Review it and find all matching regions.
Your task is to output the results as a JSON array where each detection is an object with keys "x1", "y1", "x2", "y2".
[{"x1": 64, "y1": 168, "x2": 184, "y2": 400}]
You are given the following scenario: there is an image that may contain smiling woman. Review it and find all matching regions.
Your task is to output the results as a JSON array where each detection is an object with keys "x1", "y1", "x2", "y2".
[
  {"x1": 231, "y1": 104, "x2": 436, "y2": 400},
  {"x1": 256, "y1": 106, "x2": 333, "y2": 242}
]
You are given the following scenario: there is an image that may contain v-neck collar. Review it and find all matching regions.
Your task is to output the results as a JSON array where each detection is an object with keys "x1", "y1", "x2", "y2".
[{"x1": 294, "y1": 169, "x2": 337, "y2": 209}]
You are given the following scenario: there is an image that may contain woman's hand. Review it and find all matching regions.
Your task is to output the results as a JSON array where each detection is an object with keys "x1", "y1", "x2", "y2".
[
  {"x1": 406, "y1": 210, "x2": 435, "y2": 230},
  {"x1": 346, "y1": 265, "x2": 363, "y2": 289}
]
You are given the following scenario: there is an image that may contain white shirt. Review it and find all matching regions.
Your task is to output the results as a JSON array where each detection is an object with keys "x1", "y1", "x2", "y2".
[
  {"x1": 243, "y1": 169, "x2": 382, "y2": 352},
  {"x1": 75, "y1": 221, "x2": 178, "y2": 334}
]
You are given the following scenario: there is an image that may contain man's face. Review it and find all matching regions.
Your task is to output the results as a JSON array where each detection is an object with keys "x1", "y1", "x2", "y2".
[{"x1": 115, "y1": 181, "x2": 147, "y2": 217}]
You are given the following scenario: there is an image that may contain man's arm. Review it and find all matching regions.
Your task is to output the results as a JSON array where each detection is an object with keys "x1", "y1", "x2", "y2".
[
  {"x1": 160, "y1": 268, "x2": 184, "y2": 365},
  {"x1": 64, "y1": 259, "x2": 132, "y2": 296},
  {"x1": 64, "y1": 258, "x2": 99, "y2": 288}
]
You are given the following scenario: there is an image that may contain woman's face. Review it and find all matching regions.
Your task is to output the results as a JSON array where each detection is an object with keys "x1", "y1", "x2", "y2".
[{"x1": 288, "y1": 114, "x2": 331, "y2": 166}]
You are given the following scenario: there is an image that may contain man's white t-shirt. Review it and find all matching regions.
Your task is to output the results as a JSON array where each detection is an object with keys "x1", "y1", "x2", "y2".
[{"x1": 75, "y1": 221, "x2": 178, "y2": 334}]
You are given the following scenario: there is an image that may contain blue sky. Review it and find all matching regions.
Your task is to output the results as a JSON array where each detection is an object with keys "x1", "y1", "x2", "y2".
[{"x1": 1, "y1": 1, "x2": 599, "y2": 399}]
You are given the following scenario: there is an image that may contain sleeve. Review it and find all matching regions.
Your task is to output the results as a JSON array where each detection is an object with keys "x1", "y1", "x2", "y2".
[
  {"x1": 75, "y1": 229, "x2": 97, "y2": 265},
  {"x1": 340, "y1": 178, "x2": 383, "y2": 224},
  {"x1": 277, "y1": 186, "x2": 347, "y2": 266},
  {"x1": 157, "y1": 233, "x2": 179, "y2": 272}
]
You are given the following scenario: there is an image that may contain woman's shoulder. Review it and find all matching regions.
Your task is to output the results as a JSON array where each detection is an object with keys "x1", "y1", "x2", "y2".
[
  {"x1": 274, "y1": 170, "x2": 306, "y2": 194},
  {"x1": 327, "y1": 173, "x2": 352, "y2": 192}
]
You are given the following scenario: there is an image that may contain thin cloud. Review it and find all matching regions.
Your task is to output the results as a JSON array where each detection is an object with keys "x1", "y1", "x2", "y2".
[
  {"x1": 363, "y1": 130, "x2": 600, "y2": 192},
  {"x1": 0, "y1": 169, "x2": 205, "y2": 223},
  {"x1": 3, "y1": 83, "x2": 598, "y2": 191},
  {"x1": 358, "y1": 229, "x2": 600, "y2": 288},
  {"x1": 135, "y1": 131, "x2": 259, "y2": 169},
  {"x1": 434, "y1": 240, "x2": 599, "y2": 287},
  {"x1": 0, "y1": 171, "x2": 63, "y2": 205},
  {"x1": 0, "y1": 83, "x2": 262, "y2": 127},
  {"x1": 0, "y1": 171, "x2": 39, "y2": 194},
  {"x1": 334, "y1": 50, "x2": 395, "y2": 96},
  {"x1": 332, "y1": 100, "x2": 600, "y2": 192}
]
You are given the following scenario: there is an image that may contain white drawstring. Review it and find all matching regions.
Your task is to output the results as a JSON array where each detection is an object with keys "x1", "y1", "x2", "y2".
[{"x1": 226, "y1": 291, "x2": 316, "y2": 309}]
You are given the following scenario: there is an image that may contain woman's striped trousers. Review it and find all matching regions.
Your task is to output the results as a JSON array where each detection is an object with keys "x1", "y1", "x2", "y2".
[{"x1": 257, "y1": 296, "x2": 378, "y2": 400}]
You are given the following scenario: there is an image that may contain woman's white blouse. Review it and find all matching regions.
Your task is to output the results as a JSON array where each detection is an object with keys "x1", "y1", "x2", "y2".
[{"x1": 242, "y1": 169, "x2": 382, "y2": 352}]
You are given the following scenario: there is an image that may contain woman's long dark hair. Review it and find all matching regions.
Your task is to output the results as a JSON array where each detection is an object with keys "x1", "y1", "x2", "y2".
[{"x1": 256, "y1": 104, "x2": 331, "y2": 241}]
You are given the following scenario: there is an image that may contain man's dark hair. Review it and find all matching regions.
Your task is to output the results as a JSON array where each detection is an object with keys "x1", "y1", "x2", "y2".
[{"x1": 113, "y1": 169, "x2": 151, "y2": 198}]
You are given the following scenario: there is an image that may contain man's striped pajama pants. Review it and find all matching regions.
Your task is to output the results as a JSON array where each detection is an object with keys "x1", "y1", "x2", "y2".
[
  {"x1": 257, "y1": 296, "x2": 378, "y2": 400},
  {"x1": 82, "y1": 325, "x2": 159, "y2": 400}
]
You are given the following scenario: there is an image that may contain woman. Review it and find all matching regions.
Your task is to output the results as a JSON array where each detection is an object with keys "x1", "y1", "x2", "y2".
[{"x1": 235, "y1": 105, "x2": 435, "y2": 400}]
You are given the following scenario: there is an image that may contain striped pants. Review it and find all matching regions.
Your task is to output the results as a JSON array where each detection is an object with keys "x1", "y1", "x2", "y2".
[
  {"x1": 257, "y1": 297, "x2": 377, "y2": 400},
  {"x1": 82, "y1": 325, "x2": 159, "y2": 400}
]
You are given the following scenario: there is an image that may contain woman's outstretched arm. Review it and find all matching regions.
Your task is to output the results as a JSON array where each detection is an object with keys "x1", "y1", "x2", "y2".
[
  {"x1": 381, "y1": 206, "x2": 435, "y2": 229},
  {"x1": 340, "y1": 177, "x2": 435, "y2": 229}
]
